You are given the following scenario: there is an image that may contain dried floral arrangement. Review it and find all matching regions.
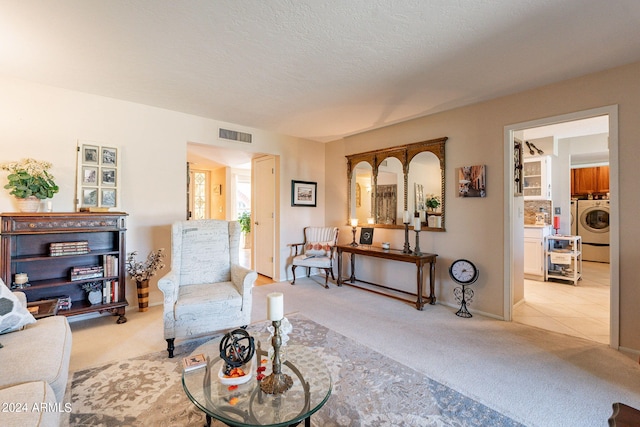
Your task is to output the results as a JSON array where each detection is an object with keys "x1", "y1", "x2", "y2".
[
  {"x1": 126, "y1": 249, "x2": 166, "y2": 282},
  {"x1": 1, "y1": 158, "x2": 59, "y2": 199}
]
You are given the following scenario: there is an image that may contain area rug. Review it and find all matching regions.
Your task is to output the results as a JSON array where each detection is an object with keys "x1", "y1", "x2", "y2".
[{"x1": 66, "y1": 314, "x2": 523, "y2": 426}]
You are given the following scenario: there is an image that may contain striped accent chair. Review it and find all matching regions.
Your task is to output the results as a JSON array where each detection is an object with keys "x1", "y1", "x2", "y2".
[{"x1": 290, "y1": 226, "x2": 339, "y2": 288}]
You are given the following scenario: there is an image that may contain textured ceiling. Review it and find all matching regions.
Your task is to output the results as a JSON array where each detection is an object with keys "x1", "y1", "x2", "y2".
[{"x1": 1, "y1": 0, "x2": 639, "y2": 143}]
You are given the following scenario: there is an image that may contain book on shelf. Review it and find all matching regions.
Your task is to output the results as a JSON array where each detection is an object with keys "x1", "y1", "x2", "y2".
[
  {"x1": 70, "y1": 265, "x2": 104, "y2": 281},
  {"x1": 183, "y1": 353, "x2": 207, "y2": 372},
  {"x1": 102, "y1": 255, "x2": 119, "y2": 277},
  {"x1": 78, "y1": 207, "x2": 111, "y2": 213},
  {"x1": 49, "y1": 241, "x2": 90, "y2": 256},
  {"x1": 101, "y1": 280, "x2": 119, "y2": 304}
]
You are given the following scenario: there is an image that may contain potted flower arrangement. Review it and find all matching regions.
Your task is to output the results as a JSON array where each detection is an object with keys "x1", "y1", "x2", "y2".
[
  {"x1": 126, "y1": 249, "x2": 166, "y2": 312},
  {"x1": 426, "y1": 194, "x2": 441, "y2": 212},
  {"x1": 81, "y1": 282, "x2": 103, "y2": 305},
  {"x1": 1, "y1": 158, "x2": 59, "y2": 212}
]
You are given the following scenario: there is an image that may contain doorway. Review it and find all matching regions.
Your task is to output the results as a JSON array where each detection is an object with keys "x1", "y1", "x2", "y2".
[
  {"x1": 504, "y1": 106, "x2": 619, "y2": 348},
  {"x1": 186, "y1": 143, "x2": 279, "y2": 278}
]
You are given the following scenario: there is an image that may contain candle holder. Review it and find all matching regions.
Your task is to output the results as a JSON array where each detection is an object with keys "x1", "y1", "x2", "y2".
[
  {"x1": 413, "y1": 229, "x2": 422, "y2": 256},
  {"x1": 350, "y1": 225, "x2": 359, "y2": 247},
  {"x1": 259, "y1": 319, "x2": 293, "y2": 395},
  {"x1": 402, "y1": 222, "x2": 412, "y2": 254}
]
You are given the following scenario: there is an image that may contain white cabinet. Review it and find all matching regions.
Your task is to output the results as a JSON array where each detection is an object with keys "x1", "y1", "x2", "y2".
[
  {"x1": 545, "y1": 235, "x2": 582, "y2": 285},
  {"x1": 523, "y1": 156, "x2": 552, "y2": 200},
  {"x1": 524, "y1": 226, "x2": 552, "y2": 279}
]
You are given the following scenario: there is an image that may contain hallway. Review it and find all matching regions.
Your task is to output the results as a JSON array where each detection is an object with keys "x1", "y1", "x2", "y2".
[{"x1": 513, "y1": 261, "x2": 610, "y2": 344}]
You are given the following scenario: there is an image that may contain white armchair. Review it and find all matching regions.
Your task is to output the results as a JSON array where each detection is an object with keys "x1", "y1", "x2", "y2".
[
  {"x1": 290, "y1": 226, "x2": 339, "y2": 288},
  {"x1": 158, "y1": 219, "x2": 257, "y2": 358}
]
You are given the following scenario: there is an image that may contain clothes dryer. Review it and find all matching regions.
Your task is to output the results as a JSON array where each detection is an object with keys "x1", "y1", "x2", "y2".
[
  {"x1": 577, "y1": 199, "x2": 610, "y2": 262},
  {"x1": 570, "y1": 199, "x2": 577, "y2": 236}
]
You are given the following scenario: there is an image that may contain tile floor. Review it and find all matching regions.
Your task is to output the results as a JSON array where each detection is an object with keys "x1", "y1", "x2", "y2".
[{"x1": 513, "y1": 261, "x2": 610, "y2": 344}]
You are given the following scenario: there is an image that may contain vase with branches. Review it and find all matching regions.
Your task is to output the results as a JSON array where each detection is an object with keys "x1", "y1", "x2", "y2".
[{"x1": 126, "y1": 249, "x2": 165, "y2": 312}]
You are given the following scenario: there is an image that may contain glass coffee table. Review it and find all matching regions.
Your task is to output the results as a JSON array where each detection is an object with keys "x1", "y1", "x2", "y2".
[{"x1": 182, "y1": 337, "x2": 332, "y2": 427}]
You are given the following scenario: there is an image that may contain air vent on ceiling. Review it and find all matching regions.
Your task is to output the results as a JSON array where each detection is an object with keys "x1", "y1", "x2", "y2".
[{"x1": 219, "y1": 128, "x2": 252, "y2": 143}]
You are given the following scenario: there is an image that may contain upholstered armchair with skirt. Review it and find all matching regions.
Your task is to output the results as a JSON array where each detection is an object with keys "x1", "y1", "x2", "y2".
[
  {"x1": 158, "y1": 219, "x2": 257, "y2": 357},
  {"x1": 290, "y1": 226, "x2": 339, "y2": 288}
]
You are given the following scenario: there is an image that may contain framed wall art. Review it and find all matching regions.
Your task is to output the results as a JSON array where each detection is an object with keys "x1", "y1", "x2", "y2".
[
  {"x1": 457, "y1": 165, "x2": 486, "y2": 198},
  {"x1": 291, "y1": 180, "x2": 317, "y2": 207},
  {"x1": 76, "y1": 141, "x2": 120, "y2": 211}
]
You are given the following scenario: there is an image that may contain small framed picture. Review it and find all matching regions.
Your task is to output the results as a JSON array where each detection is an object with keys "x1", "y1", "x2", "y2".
[
  {"x1": 101, "y1": 168, "x2": 117, "y2": 186},
  {"x1": 82, "y1": 188, "x2": 98, "y2": 206},
  {"x1": 82, "y1": 166, "x2": 98, "y2": 185},
  {"x1": 359, "y1": 227, "x2": 374, "y2": 245},
  {"x1": 101, "y1": 189, "x2": 116, "y2": 207},
  {"x1": 291, "y1": 180, "x2": 317, "y2": 207},
  {"x1": 83, "y1": 145, "x2": 99, "y2": 165},
  {"x1": 101, "y1": 147, "x2": 117, "y2": 166}
]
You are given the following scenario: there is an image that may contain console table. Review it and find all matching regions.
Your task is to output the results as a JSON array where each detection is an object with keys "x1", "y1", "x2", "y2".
[{"x1": 336, "y1": 245, "x2": 437, "y2": 310}]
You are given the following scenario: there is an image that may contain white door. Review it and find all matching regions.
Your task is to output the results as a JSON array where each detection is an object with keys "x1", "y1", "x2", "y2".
[{"x1": 253, "y1": 156, "x2": 276, "y2": 278}]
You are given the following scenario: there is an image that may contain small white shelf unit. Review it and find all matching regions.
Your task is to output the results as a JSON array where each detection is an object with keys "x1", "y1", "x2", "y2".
[{"x1": 544, "y1": 235, "x2": 582, "y2": 285}]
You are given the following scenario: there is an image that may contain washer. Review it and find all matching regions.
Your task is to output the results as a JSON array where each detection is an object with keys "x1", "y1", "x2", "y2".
[{"x1": 577, "y1": 199, "x2": 610, "y2": 263}]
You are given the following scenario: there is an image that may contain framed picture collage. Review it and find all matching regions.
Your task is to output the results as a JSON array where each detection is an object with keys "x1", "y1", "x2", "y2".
[{"x1": 76, "y1": 141, "x2": 120, "y2": 210}]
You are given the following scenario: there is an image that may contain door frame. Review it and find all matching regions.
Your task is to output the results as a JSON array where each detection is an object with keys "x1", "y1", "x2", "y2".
[{"x1": 503, "y1": 105, "x2": 619, "y2": 348}]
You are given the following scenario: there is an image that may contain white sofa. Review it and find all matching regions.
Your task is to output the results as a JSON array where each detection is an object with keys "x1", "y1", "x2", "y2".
[{"x1": 0, "y1": 291, "x2": 72, "y2": 427}]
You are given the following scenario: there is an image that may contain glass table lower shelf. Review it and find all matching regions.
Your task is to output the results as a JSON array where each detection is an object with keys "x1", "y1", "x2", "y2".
[{"x1": 182, "y1": 339, "x2": 332, "y2": 427}]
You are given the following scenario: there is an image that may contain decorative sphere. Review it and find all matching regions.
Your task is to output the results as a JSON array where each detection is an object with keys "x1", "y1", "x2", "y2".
[{"x1": 219, "y1": 329, "x2": 255, "y2": 374}]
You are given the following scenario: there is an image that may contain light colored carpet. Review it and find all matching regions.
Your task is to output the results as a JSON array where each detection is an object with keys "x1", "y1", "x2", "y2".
[
  {"x1": 66, "y1": 275, "x2": 640, "y2": 426},
  {"x1": 66, "y1": 314, "x2": 523, "y2": 426}
]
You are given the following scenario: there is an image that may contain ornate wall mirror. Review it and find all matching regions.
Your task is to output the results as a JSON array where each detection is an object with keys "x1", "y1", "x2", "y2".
[{"x1": 346, "y1": 137, "x2": 446, "y2": 231}]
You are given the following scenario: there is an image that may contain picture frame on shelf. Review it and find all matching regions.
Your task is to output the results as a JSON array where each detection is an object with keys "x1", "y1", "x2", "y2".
[
  {"x1": 291, "y1": 180, "x2": 317, "y2": 207},
  {"x1": 359, "y1": 227, "x2": 374, "y2": 245}
]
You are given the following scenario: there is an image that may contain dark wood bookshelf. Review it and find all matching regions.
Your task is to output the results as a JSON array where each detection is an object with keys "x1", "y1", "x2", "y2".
[{"x1": 1, "y1": 212, "x2": 129, "y2": 323}]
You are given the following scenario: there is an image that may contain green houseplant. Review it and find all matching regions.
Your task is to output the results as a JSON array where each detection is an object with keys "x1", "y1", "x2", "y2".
[
  {"x1": 238, "y1": 211, "x2": 251, "y2": 249},
  {"x1": 1, "y1": 158, "x2": 59, "y2": 199},
  {"x1": 238, "y1": 211, "x2": 251, "y2": 234},
  {"x1": 426, "y1": 194, "x2": 440, "y2": 211}
]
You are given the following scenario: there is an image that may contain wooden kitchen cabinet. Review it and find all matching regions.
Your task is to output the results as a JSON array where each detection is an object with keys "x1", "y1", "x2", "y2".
[
  {"x1": 0, "y1": 212, "x2": 128, "y2": 323},
  {"x1": 571, "y1": 166, "x2": 609, "y2": 196}
]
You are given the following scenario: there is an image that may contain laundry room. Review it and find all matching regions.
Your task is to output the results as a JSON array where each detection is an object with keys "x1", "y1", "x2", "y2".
[{"x1": 513, "y1": 115, "x2": 611, "y2": 345}]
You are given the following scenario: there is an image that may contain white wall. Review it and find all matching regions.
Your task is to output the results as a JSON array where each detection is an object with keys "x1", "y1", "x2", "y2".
[{"x1": 0, "y1": 75, "x2": 325, "y2": 308}]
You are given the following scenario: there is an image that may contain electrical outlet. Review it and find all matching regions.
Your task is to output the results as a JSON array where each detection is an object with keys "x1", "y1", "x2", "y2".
[{"x1": 554, "y1": 207, "x2": 561, "y2": 215}]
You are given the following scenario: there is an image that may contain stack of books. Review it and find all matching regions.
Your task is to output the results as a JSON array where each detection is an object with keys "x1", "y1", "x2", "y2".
[
  {"x1": 102, "y1": 280, "x2": 119, "y2": 304},
  {"x1": 55, "y1": 296, "x2": 72, "y2": 311},
  {"x1": 50, "y1": 241, "x2": 90, "y2": 256},
  {"x1": 70, "y1": 265, "x2": 104, "y2": 281},
  {"x1": 102, "y1": 255, "x2": 119, "y2": 277}
]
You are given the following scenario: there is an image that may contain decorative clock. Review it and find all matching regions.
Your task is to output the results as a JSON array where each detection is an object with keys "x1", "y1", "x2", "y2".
[
  {"x1": 449, "y1": 259, "x2": 479, "y2": 285},
  {"x1": 449, "y1": 259, "x2": 478, "y2": 318}
]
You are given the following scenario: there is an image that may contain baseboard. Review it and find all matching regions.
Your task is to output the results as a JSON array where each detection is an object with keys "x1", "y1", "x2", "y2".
[
  {"x1": 439, "y1": 301, "x2": 506, "y2": 321},
  {"x1": 618, "y1": 345, "x2": 640, "y2": 363}
]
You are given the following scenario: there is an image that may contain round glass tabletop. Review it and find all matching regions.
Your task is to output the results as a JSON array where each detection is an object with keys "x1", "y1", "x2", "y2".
[{"x1": 183, "y1": 337, "x2": 332, "y2": 427}]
